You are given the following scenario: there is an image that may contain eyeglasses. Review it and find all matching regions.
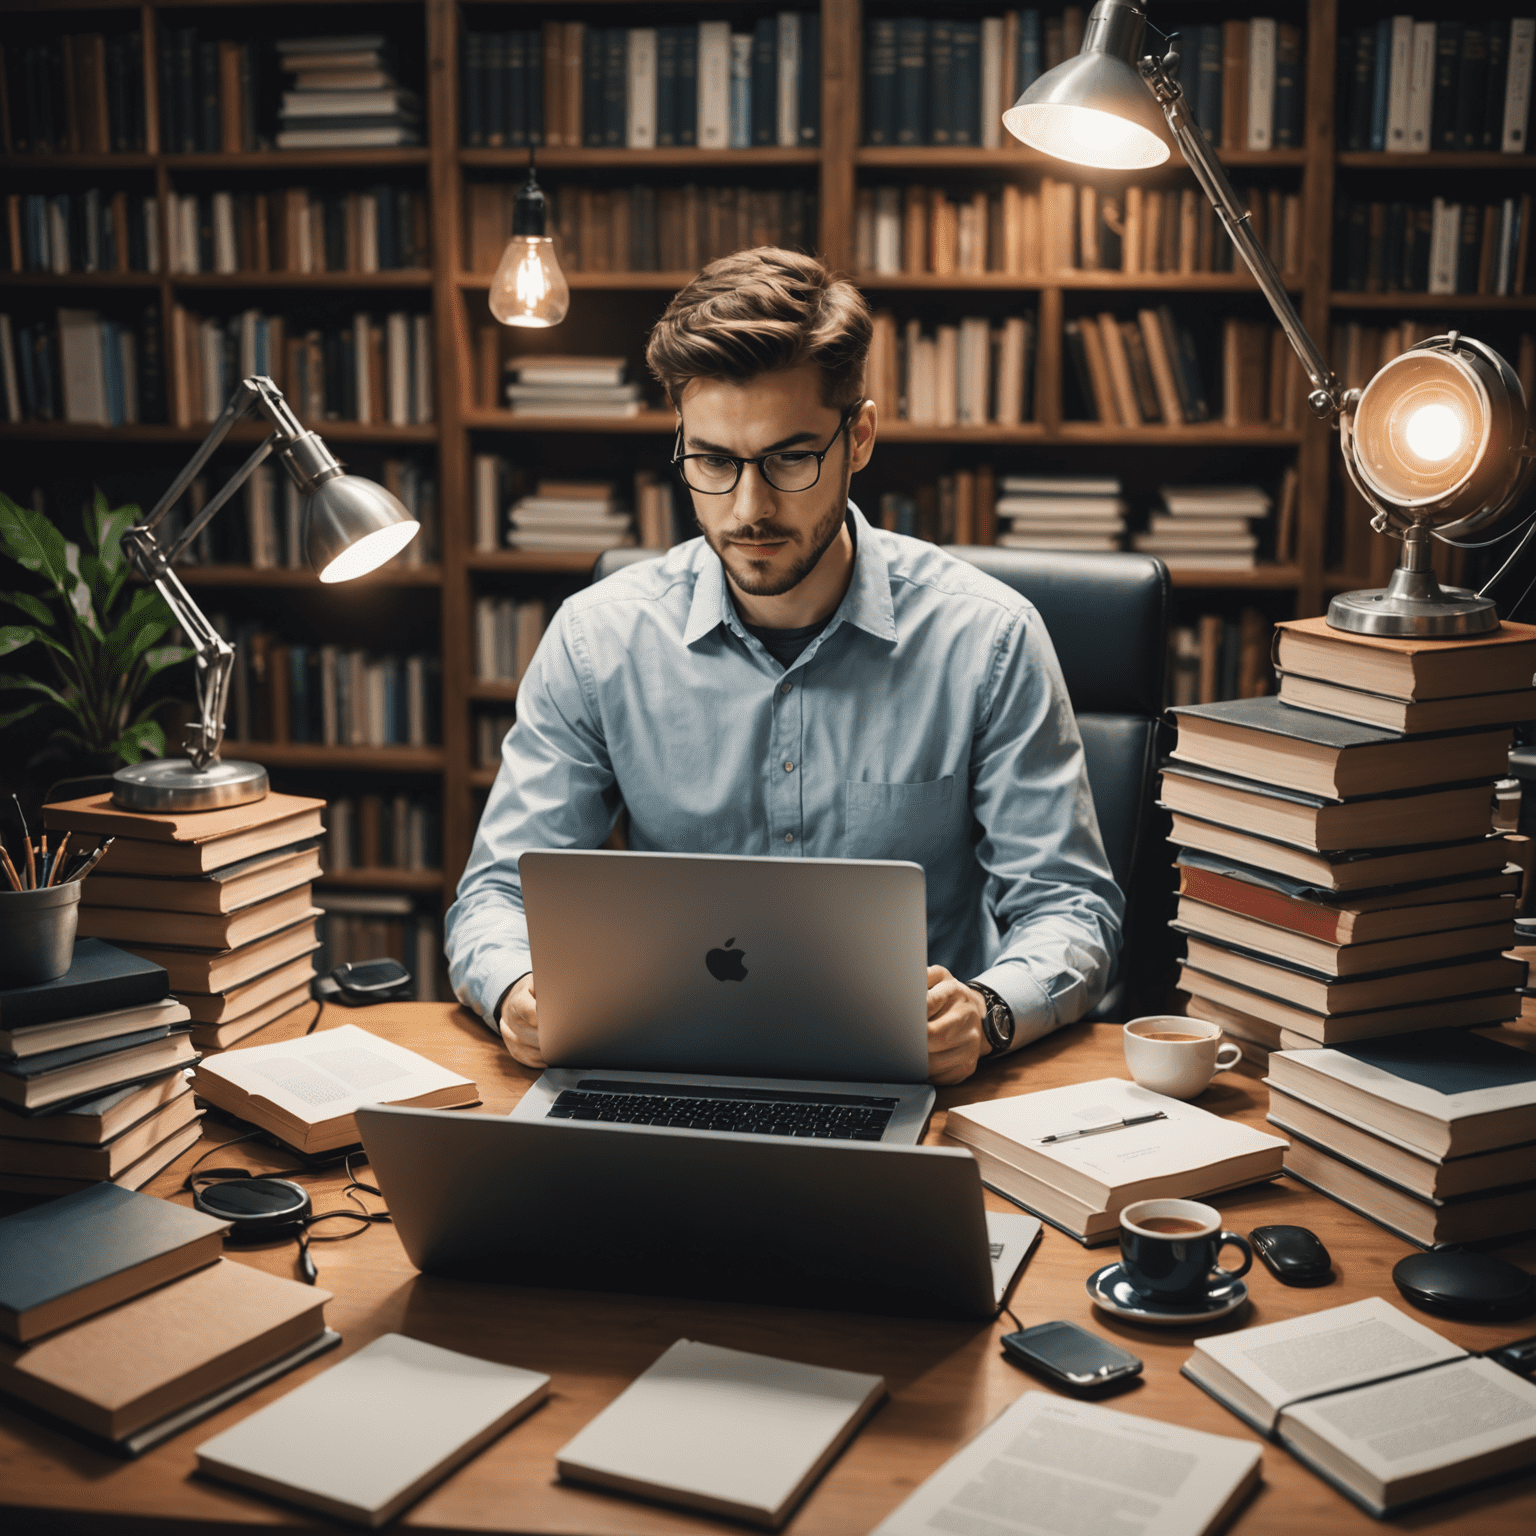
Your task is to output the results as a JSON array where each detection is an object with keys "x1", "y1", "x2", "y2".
[{"x1": 672, "y1": 403, "x2": 859, "y2": 495}]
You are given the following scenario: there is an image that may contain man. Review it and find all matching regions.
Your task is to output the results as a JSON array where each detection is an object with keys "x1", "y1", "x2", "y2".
[{"x1": 446, "y1": 247, "x2": 1122, "y2": 1084}]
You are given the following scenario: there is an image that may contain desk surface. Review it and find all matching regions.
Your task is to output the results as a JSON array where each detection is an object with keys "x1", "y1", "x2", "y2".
[{"x1": 3, "y1": 1004, "x2": 1534, "y2": 1536}]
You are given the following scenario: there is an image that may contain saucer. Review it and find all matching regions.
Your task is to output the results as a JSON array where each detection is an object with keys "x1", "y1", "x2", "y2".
[{"x1": 1086, "y1": 1263, "x2": 1249, "y2": 1325}]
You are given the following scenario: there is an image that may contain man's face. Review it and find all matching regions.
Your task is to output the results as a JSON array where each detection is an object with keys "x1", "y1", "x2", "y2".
[{"x1": 677, "y1": 366, "x2": 870, "y2": 599}]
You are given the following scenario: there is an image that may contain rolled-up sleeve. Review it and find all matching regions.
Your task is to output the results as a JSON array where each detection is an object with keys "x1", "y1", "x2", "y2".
[
  {"x1": 444, "y1": 606, "x2": 623, "y2": 1026},
  {"x1": 968, "y1": 606, "x2": 1125, "y2": 1049}
]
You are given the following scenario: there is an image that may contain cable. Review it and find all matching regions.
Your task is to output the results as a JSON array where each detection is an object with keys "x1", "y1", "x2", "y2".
[
  {"x1": 999, "y1": 1301, "x2": 1024, "y2": 1333},
  {"x1": 1479, "y1": 511, "x2": 1536, "y2": 597},
  {"x1": 303, "y1": 996, "x2": 325, "y2": 1035},
  {"x1": 1500, "y1": 556, "x2": 1536, "y2": 626},
  {"x1": 1435, "y1": 505, "x2": 1536, "y2": 552}
]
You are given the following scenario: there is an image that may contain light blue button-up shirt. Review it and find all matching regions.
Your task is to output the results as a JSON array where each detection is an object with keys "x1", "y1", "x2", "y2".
[{"x1": 445, "y1": 503, "x2": 1124, "y2": 1050}]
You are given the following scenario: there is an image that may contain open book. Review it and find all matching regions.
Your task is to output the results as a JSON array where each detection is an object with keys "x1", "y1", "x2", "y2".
[
  {"x1": 1182, "y1": 1296, "x2": 1536, "y2": 1515},
  {"x1": 871, "y1": 1390, "x2": 1261, "y2": 1536}
]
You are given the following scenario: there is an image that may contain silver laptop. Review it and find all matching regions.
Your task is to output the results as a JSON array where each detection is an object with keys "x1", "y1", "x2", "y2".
[
  {"x1": 511, "y1": 850, "x2": 937, "y2": 1143},
  {"x1": 357, "y1": 1105, "x2": 1041, "y2": 1319}
]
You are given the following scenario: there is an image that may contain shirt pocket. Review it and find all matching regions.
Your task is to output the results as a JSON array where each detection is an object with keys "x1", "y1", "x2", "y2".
[{"x1": 845, "y1": 775, "x2": 957, "y2": 864}]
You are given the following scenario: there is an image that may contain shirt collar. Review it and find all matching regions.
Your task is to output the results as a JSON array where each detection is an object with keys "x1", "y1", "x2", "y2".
[{"x1": 683, "y1": 501, "x2": 898, "y2": 649}]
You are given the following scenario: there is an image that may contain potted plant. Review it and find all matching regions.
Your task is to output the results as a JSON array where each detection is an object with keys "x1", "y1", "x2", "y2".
[{"x1": 0, "y1": 491, "x2": 193, "y2": 784}]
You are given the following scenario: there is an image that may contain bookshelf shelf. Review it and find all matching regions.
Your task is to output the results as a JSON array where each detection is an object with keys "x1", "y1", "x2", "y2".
[
  {"x1": 0, "y1": 153, "x2": 155, "y2": 169},
  {"x1": 1329, "y1": 293, "x2": 1536, "y2": 312},
  {"x1": 228, "y1": 743, "x2": 446, "y2": 773},
  {"x1": 468, "y1": 681, "x2": 521, "y2": 702},
  {"x1": 172, "y1": 272, "x2": 434, "y2": 290},
  {"x1": 1054, "y1": 425, "x2": 1303, "y2": 447},
  {"x1": 0, "y1": 422, "x2": 439, "y2": 443},
  {"x1": 1335, "y1": 153, "x2": 1536, "y2": 171},
  {"x1": 460, "y1": 148, "x2": 819, "y2": 169},
  {"x1": 161, "y1": 149, "x2": 430, "y2": 169},
  {"x1": 464, "y1": 409, "x2": 675, "y2": 434},
  {"x1": 458, "y1": 271, "x2": 702, "y2": 291},
  {"x1": 169, "y1": 564, "x2": 443, "y2": 588},
  {"x1": 468, "y1": 550, "x2": 601, "y2": 575},
  {"x1": 1, "y1": 273, "x2": 163, "y2": 288},
  {"x1": 468, "y1": 768, "x2": 497, "y2": 791},
  {"x1": 318, "y1": 868, "x2": 444, "y2": 891},
  {"x1": 854, "y1": 147, "x2": 1309, "y2": 170},
  {"x1": 855, "y1": 272, "x2": 1295, "y2": 293}
]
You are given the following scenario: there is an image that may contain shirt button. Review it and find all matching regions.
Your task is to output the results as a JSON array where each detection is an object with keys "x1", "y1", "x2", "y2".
[
  {"x1": 780, "y1": 681, "x2": 792, "y2": 694},
  {"x1": 784, "y1": 832, "x2": 794, "y2": 843},
  {"x1": 784, "y1": 761, "x2": 794, "y2": 772}
]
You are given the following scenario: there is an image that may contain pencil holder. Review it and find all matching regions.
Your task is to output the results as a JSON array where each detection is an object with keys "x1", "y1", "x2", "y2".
[{"x1": 0, "y1": 882, "x2": 80, "y2": 988}]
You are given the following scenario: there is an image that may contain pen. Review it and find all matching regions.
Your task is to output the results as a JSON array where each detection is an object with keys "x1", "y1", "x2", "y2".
[
  {"x1": 45, "y1": 832, "x2": 70, "y2": 887},
  {"x1": 0, "y1": 845, "x2": 20, "y2": 893},
  {"x1": 1039, "y1": 1110, "x2": 1168, "y2": 1144},
  {"x1": 70, "y1": 838, "x2": 115, "y2": 883}
]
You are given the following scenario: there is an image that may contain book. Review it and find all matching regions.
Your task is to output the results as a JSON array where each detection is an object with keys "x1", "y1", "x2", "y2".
[
  {"x1": 120, "y1": 914, "x2": 321, "y2": 994},
  {"x1": 1266, "y1": 1084, "x2": 1536, "y2": 1200},
  {"x1": 44, "y1": 789, "x2": 327, "y2": 847},
  {"x1": 0, "y1": 1114, "x2": 202, "y2": 1197},
  {"x1": 1169, "y1": 696, "x2": 1511, "y2": 799},
  {"x1": 197, "y1": 1333, "x2": 549, "y2": 1527},
  {"x1": 0, "y1": 1030, "x2": 197, "y2": 1113},
  {"x1": 179, "y1": 953, "x2": 319, "y2": 1025},
  {"x1": 49, "y1": 803, "x2": 325, "y2": 877},
  {"x1": 0, "y1": 1084, "x2": 201, "y2": 1182},
  {"x1": 871, "y1": 1391, "x2": 1261, "y2": 1536},
  {"x1": 0, "y1": 997, "x2": 189, "y2": 1058},
  {"x1": 1160, "y1": 765, "x2": 1495, "y2": 852},
  {"x1": 0, "y1": 1183, "x2": 227, "y2": 1344},
  {"x1": 1175, "y1": 895, "x2": 1512, "y2": 978},
  {"x1": 0, "y1": 939, "x2": 168, "y2": 1030},
  {"x1": 77, "y1": 885, "x2": 316, "y2": 952},
  {"x1": 191, "y1": 1022, "x2": 477, "y2": 1154},
  {"x1": 0, "y1": 1257, "x2": 329, "y2": 1442},
  {"x1": 1265, "y1": 1030, "x2": 1536, "y2": 1157},
  {"x1": 0, "y1": 1069, "x2": 189, "y2": 1145},
  {"x1": 1182, "y1": 1297, "x2": 1536, "y2": 1515},
  {"x1": 189, "y1": 982, "x2": 312, "y2": 1052},
  {"x1": 80, "y1": 840, "x2": 322, "y2": 916},
  {"x1": 1277, "y1": 673, "x2": 1536, "y2": 734},
  {"x1": 1272, "y1": 617, "x2": 1536, "y2": 701},
  {"x1": 556, "y1": 1338, "x2": 884, "y2": 1530},
  {"x1": 944, "y1": 1077, "x2": 1285, "y2": 1218}
]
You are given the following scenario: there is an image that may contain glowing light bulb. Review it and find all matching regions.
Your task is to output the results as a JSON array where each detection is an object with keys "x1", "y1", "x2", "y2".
[
  {"x1": 1404, "y1": 402, "x2": 1465, "y2": 462},
  {"x1": 489, "y1": 236, "x2": 570, "y2": 329},
  {"x1": 1069, "y1": 106, "x2": 1138, "y2": 155}
]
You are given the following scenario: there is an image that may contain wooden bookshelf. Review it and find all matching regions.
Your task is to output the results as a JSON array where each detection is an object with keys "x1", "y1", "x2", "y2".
[{"x1": 4, "y1": 0, "x2": 1534, "y2": 911}]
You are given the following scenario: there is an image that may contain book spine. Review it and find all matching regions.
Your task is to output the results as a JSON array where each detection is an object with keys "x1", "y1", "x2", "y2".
[
  {"x1": 601, "y1": 29, "x2": 626, "y2": 148},
  {"x1": 627, "y1": 28, "x2": 657, "y2": 149},
  {"x1": 929, "y1": 19, "x2": 954, "y2": 145},
  {"x1": 1456, "y1": 23, "x2": 1488, "y2": 149},
  {"x1": 865, "y1": 17, "x2": 897, "y2": 144},
  {"x1": 980, "y1": 15, "x2": 1003, "y2": 150},
  {"x1": 482, "y1": 34, "x2": 504, "y2": 147},
  {"x1": 1018, "y1": 9, "x2": 1041, "y2": 96},
  {"x1": 1506, "y1": 19, "x2": 1534, "y2": 152},
  {"x1": 895, "y1": 19, "x2": 928, "y2": 146},
  {"x1": 1194, "y1": 24, "x2": 1222, "y2": 144},
  {"x1": 1431, "y1": 22, "x2": 1462, "y2": 151},
  {"x1": 507, "y1": 30, "x2": 527, "y2": 150},
  {"x1": 1407, "y1": 22, "x2": 1435, "y2": 151},
  {"x1": 655, "y1": 25, "x2": 678, "y2": 147},
  {"x1": 729, "y1": 33, "x2": 752, "y2": 149},
  {"x1": 1273, "y1": 23, "x2": 1302, "y2": 148},
  {"x1": 1247, "y1": 17, "x2": 1275, "y2": 151},
  {"x1": 581, "y1": 28, "x2": 603, "y2": 147},
  {"x1": 526, "y1": 26, "x2": 544, "y2": 146},
  {"x1": 750, "y1": 17, "x2": 776, "y2": 146},
  {"x1": 676, "y1": 23, "x2": 697, "y2": 146},
  {"x1": 950, "y1": 21, "x2": 980, "y2": 147},
  {"x1": 777, "y1": 12, "x2": 799, "y2": 148},
  {"x1": 1220, "y1": 20, "x2": 1247, "y2": 152},
  {"x1": 461, "y1": 33, "x2": 481, "y2": 146},
  {"x1": 1384, "y1": 14, "x2": 1414, "y2": 151},
  {"x1": 1483, "y1": 19, "x2": 1509, "y2": 151},
  {"x1": 1345, "y1": 25, "x2": 1375, "y2": 151},
  {"x1": 1367, "y1": 17, "x2": 1391, "y2": 152},
  {"x1": 797, "y1": 11, "x2": 819, "y2": 147},
  {"x1": 697, "y1": 22, "x2": 730, "y2": 150}
]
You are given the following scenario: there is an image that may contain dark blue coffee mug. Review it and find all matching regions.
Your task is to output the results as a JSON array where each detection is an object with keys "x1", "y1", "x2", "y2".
[{"x1": 1119, "y1": 1199, "x2": 1253, "y2": 1303}]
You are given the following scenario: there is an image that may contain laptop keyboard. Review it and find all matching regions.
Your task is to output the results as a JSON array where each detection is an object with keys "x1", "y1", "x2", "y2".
[{"x1": 545, "y1": 1079, "x2": 899, "y2": 1140}]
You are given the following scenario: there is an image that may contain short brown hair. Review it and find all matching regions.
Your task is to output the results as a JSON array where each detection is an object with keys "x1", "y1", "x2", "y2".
[{"x1": 646, "y1": 247, "x2": 872, "y2": 412}]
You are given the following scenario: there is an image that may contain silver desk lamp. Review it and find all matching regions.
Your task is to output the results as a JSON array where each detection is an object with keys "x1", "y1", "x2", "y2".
[
  {"x1": 1004, "y1": 0, "x2": 1535, "y2": 638},
  {"x1": 113, "y1": 376, "x2": 419, "y2": 813}
]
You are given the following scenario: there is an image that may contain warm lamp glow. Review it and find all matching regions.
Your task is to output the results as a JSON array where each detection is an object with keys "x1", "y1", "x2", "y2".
[
  {"x1": 316, "y1": 520, "x2": 420, "y2": 583},
  {"x1": 1003, "y1": 101, "x2": 1170, "y2": 168},
  {"x1": 490, "y1": 236, "x2": 570, "y2": 329},
  {"x1": 1404, "y1": 402, "x2": 1466, "y2": 463}
]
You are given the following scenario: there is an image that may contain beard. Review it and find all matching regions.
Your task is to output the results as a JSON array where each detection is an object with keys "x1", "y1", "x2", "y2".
[{"x1": 700, "y1": 486, "x2": 848, "y2": 598}]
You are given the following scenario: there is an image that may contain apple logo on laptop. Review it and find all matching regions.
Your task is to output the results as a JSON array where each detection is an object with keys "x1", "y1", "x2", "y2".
[{"x1": 705, "y1": 938, "x2": 747, "y2": 982}]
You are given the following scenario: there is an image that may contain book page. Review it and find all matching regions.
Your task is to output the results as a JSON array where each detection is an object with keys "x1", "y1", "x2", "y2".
[
  {"x1": 1192, "y1": 1297, "x2": 1466, "y2": 1418},
  {"x1": 198, "y1": 1024, "x2": 472, "y2": 1125},
  {"x1": 1281, "y1": 1357, "x2": 1536, "y2": 1487},
  {"x1": 872, "y1": 1391, "x2": 1261, "y2": 1536}
]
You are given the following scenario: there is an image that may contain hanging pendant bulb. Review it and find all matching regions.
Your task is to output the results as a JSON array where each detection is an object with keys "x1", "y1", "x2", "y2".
[{"x1": 489, "y1": 157, "x2": 569, "y2": 329}]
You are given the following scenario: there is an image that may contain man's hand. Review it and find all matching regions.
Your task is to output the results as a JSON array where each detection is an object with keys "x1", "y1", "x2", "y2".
[
  {"x1": 498, "y1": 973, "x2": 545, "y2": 1069},
  {"x1": 926, "y1": 965, "x2": 990, "y2": 1085}
]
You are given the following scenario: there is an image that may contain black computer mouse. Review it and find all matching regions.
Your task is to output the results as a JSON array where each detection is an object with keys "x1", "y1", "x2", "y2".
[{"x1": 1249, "y1": 1225, "x2": 1333, "y2": 1286}]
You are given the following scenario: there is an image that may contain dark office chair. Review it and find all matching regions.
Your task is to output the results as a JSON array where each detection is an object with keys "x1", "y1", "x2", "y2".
[{"x1": 590, "y1": 545, "x2": 1174, "y2": 1020}]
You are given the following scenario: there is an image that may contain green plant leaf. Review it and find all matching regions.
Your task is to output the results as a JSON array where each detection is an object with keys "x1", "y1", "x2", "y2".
[
  {"x1": 0, "y1": 699, "x2": 48, "y2": 730},
  {"x1": 0, "y1": 590, "x2": 54, "y2": 626},
  {"x1": 61, "y1": 542, "x2": 104, "y2": 641},
  {"x1": 90, "y1": 494, "x2": 138, "y2": 576},
  {"x1": 114, "y1": 719, "x2": 166, "y2": 763},
  {"x1": 0, "y1": 624, "x2": 39, "y2": 658},
  {"x1": 0, "y1": 493, "x2": 72, "y2": 594},
  {"x1": 102, "y1": 587, "x2": 171, "y2": 668},
  {"x1": 0, "y1": 672, "x2": 74, "y2": 709},
  {"x1": 141, "y1": 643, "x2": 194, "y2": 678}
]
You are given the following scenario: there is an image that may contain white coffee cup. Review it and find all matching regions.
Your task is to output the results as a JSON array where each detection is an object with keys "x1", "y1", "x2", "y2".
[{"x1": 1122, "y1": 1016, "x2": 1242, "y2": 1100}]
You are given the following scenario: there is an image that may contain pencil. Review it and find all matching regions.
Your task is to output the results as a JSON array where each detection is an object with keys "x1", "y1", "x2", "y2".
[
  {"x1": 45, "y1": 832, "x2": 70, "y2": 888},
  {"x1": 70, "y1": 838, "x2": 115, "y2": 883},
  {"x1": 0, "y1": 846, "x2": 21, "y2": 893},
  {"x1": 11, "y1": 797, "x2": 34, "y2": 890},
  {"x1": 22, "y1": 832, "x2": 35, "y2": 890}
]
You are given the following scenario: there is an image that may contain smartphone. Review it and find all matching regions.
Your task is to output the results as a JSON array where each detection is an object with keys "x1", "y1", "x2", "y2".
[{"x1": 1001, "y1": 1321, "x2": 1143, "y2": 1393}]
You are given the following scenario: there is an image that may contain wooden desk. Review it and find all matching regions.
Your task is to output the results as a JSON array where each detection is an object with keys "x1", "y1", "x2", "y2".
[{"x1": 4, "y1": 1004, "x2": 1534, "y2": 1535}]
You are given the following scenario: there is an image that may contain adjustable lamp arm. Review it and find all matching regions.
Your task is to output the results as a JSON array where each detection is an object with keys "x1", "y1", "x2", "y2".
[
  {"x1": 1138, "y1": 47, "x2": 1341, "y2": 419},
  {"x1": 122, "y1": 377, "x2": 349, "y2": 770}
]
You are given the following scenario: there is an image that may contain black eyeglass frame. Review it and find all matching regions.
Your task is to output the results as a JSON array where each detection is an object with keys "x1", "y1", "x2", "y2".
[{"x1": 671, "y1": 402, "x2": 861, "y2": 495}]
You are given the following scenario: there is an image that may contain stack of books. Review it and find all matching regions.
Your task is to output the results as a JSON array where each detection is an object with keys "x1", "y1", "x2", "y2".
[
  {"x1": 506, "y1": 480, "x2": 635, "y2": 553},
  {"x1": 43, "y1": 792, "x2": 325, "y2": 1053},
  {"x1": 1171, "y1": 618, "x2": 1536, "y2": 1065},
  {"x1": 992, "y1": 475, "x2": 1125, "y2": 552},
  {"x1": 504, "y1": 356, "x2": 643, "y2": 419},
  {"x1": 0, "y1": 941, "x2": 199, "y2": 1195},
  {"x1": 1264, "y1": 1031, "x2": 1536, "y2": 1247},
  {"x1": 1132, "y1": 484, "x2": 1272, "y2": 572},
  {"x1": 943, "y1": 1077, "x2": 1285, "y2": 1244},
  {"x1": 0, "y1": 1185, "x2": 337, "y2": 1455},
  {"x1": 275, "y1": 36, "x2": 420, "y2": 150}
]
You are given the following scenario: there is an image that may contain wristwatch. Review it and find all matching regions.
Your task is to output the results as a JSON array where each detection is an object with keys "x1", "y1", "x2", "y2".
[{"x1": 969, "y1": 981, "x2": 1015, "y2": 1057}]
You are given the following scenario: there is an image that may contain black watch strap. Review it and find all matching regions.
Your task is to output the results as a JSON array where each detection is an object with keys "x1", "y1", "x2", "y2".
[{"x1": 970, "y1": 981, "x2": 1015, "y2": 1056}]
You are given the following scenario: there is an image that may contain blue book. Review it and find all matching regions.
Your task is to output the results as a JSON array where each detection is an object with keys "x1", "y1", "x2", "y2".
[
  {"x1": 1196, "y1": 24, "x2": 1223, "y2": 143},
  {"x1": 928, "y1": 18, "x2": 955, "y2": 144},
  {"x1": 729, "y1": 33, "x2": 752, "y2": 148},
  {"x1": 1431, "y1": 22, "x2": 1462, "y2": 151},
  {"x1": 483, "y1": 33, "x2": 505, "y2": 148},
  {"x1": 950, "y1": 21, "x2": 980, "y2": 146},
  {"x1": 1369, "y1": 17, "x2": 1392, "y2": 151},
  {"x1": 798, "y1": 11, "x2": 820, "y2": 146},
  {"x1": 505, "y1": 30, "x2": 527, "y2": 149},
  {"x1": 1273, "y1": 23, "x2": 1302, "y2": 148},
  {"x1": 460, "y1": 32, "x2": 482, "y2": 146},
  {"x1": 582, "y1": 28, "x2": 604, "y2": 146},
  {"x1": 602, "y1": 28, "x2": 627, "y2": 147},
  {"x1": 895, "y1": 17, "x2": 928, "y2": 145},
  {"x1": 865, "y1": 17, "x2": 897, "y2": 143},
  {"x1": 656, "y1": 26, "x2": 679, "y2": 146},
  {"x1": 750, "y1": 17, "x2": 777, "y2": 145},
  {"x1": 676, "y1": 25, "x2": 697, "y2": 146},
  {"x1": 525, "y1": 27, "x2": 543, "y2": 146},
  {"x1": 1017, "y1": 10, "x2": 1042, "y2": 98}
]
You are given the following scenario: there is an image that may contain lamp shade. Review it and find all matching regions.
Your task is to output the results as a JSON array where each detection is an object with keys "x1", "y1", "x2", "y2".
[
  {"x1": 303, "y1": 474, "x2": 420, "y2": 583},
  {"x1": 1001, "y1": 1, "x2": 1171, "y2": 168}
]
